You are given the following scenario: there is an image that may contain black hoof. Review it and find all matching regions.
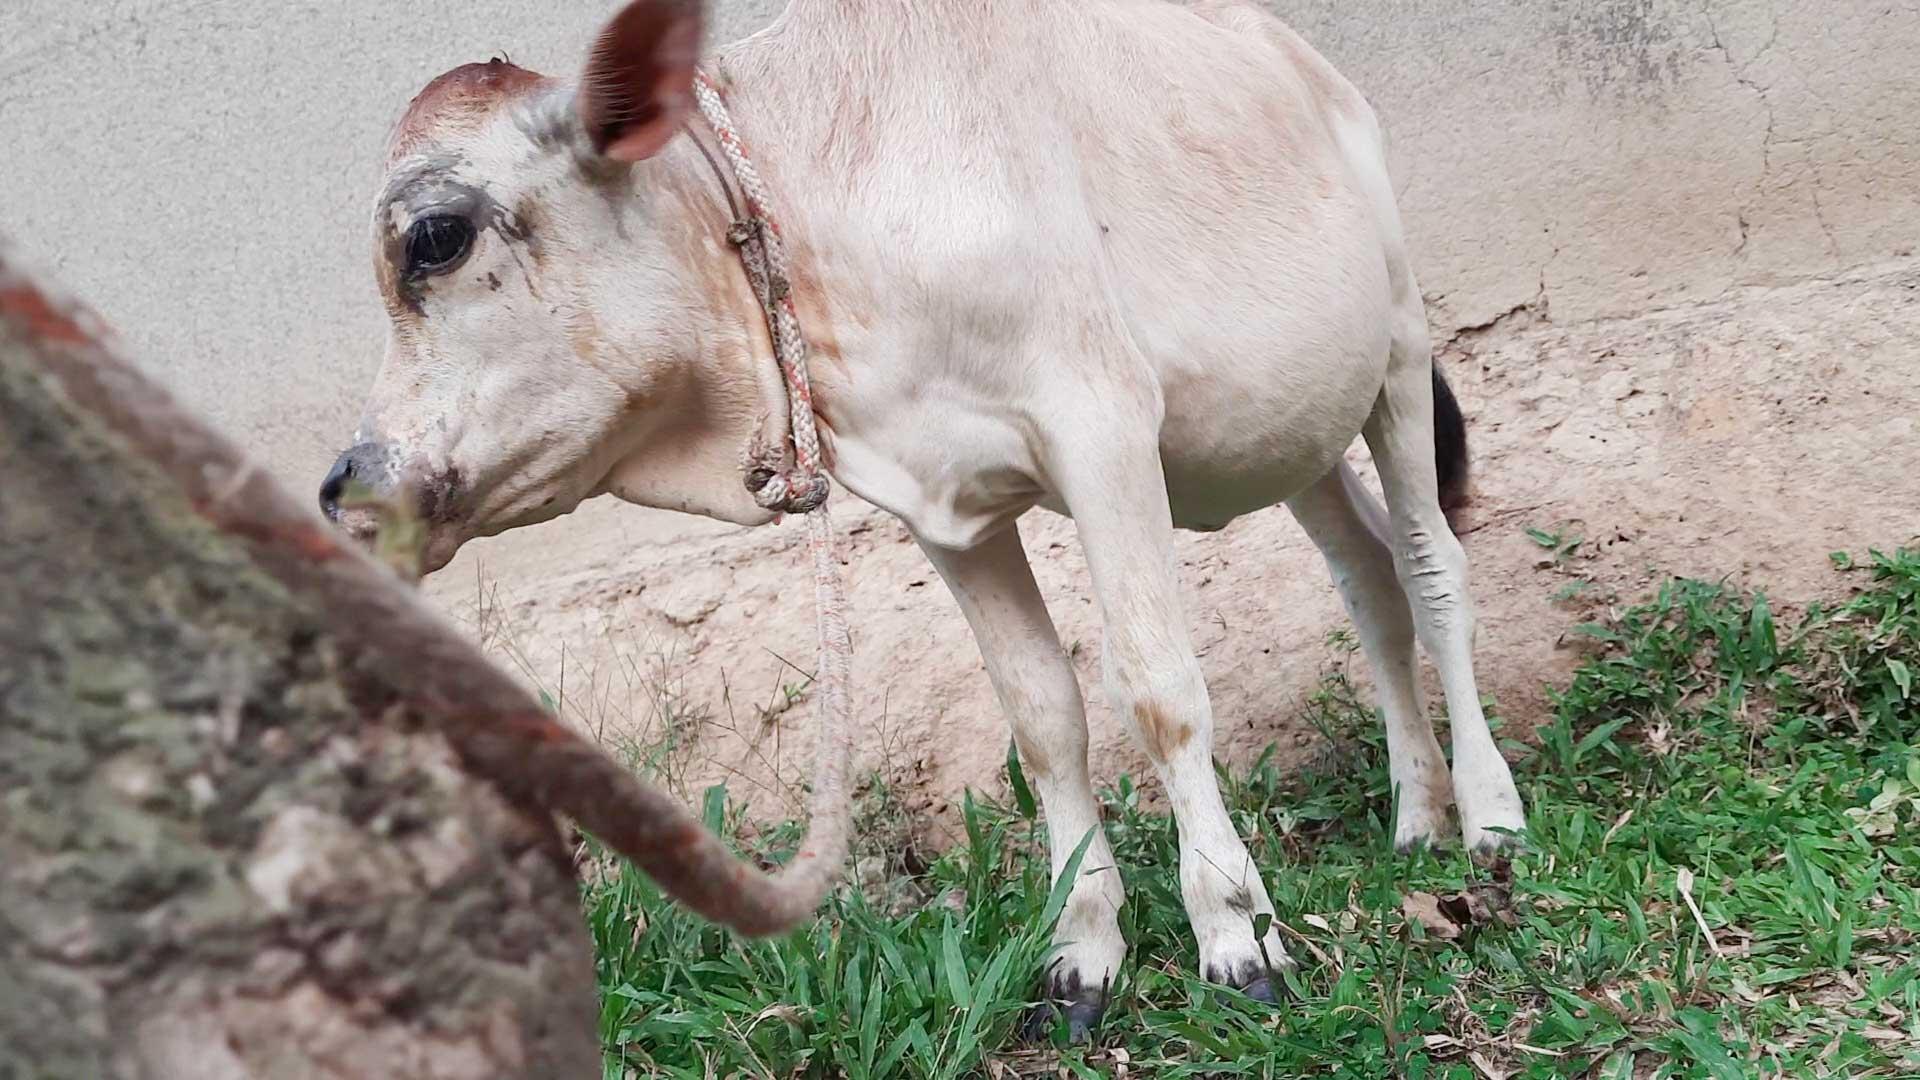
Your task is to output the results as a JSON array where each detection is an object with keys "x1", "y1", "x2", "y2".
[
  {"x1": 1206, "y1": 959, "x2": 1289, "y2": 1006},
  {"x1": 1205, "y1": 953, "x2": 1297, "y2": 1006},
  {"x1": 1240, "y1": 975, "x2": 1279, "y2": 1003},
  {"x1": 1022, "y1": 993, "x2": 1106, "y2": 1044},
  {"x1": 1023, "y1": 966, "x2": 1108, "y2": 1045}
]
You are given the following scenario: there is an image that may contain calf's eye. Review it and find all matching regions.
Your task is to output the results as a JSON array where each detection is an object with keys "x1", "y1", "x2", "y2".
[{"x1": 405, "y1": 215, "x2": 475, "y2": 276}]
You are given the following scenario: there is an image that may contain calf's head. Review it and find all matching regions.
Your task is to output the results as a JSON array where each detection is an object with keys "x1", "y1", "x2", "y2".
[{"x1": 322, "y1": 0, "x2": 786, "y2": 573}]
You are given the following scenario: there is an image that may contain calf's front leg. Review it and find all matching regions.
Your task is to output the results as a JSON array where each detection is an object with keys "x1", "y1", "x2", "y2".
[
  {"x1": 1047, "y1": 430, "x2": 1291, "y2": 997},
  {"x1": 920, "y1": 525, "x2": 1126, "y2": 1040}
]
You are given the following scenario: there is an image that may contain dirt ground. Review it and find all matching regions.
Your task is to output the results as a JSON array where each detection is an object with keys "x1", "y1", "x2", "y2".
[{"x1": 428, "y1": 259, "x2": 1919, "y2": 847}]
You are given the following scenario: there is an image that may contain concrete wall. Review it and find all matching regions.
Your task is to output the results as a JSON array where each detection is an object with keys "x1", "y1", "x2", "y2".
[
  {"x1": 1300, "y1": 0, "x2": 1920, "y2": 333},
  {"x1": 5, "y1": 0, "x2": 1916, "y2": 555}
]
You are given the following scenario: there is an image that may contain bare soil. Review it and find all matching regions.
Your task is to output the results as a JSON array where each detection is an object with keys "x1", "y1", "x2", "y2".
[{"x1": 429, "y1": 260, "x2": 1920, "y2": 847}]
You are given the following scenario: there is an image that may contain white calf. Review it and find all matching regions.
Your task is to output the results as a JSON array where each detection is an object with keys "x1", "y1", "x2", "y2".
[{"x1": 321, "y1": 0, "x2": 1527, "y2": 1035}]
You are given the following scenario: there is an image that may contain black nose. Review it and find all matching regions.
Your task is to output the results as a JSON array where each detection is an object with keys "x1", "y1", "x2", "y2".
[
  {"x1": 318, "y1": 458, "x2": 353, "y2": 519},
  {"x1": 319, "y1": 442, "x2": 385, "y2": 520}
]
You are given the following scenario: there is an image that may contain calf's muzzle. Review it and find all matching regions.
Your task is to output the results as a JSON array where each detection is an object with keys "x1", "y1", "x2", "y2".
[{"x1": 319, "y1": 441, "x2": 393, "y2": 525}]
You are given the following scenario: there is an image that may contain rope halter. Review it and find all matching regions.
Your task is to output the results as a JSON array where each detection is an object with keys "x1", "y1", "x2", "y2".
[
  {"x1": 682, "y1": 68, "x2": 855, "y2": 903},
  {"x1": 690, "y1": 71, "x2": 831, "y2": 515}
]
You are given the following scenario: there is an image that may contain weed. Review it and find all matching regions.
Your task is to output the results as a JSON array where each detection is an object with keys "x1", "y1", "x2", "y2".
[
  {"x1": 583, "y1": 547, "x2": 1920, "y2": 1078},
  {"x1": 1526, "y1": 524, "x2": 1586, "y2": 564}
]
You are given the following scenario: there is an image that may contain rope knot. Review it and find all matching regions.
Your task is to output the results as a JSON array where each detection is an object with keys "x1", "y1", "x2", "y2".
[
  {"x1": 744, "y1": 426, "x2": 832, "y2": 514},
  {"x1": 749, "y1": 470, "x2": 831, "y2": 514},
  {"x1": 697, "y1": 72, "x2": 833, "y2": 520}
]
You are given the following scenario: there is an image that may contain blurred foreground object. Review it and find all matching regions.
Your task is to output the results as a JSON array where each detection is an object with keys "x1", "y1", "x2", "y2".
[{"x1": 0, "y1": 243, "x2": 849, "y2": 1078}]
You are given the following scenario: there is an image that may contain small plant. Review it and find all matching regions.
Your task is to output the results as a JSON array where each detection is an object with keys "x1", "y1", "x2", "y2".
[
  {"x1": 1526, "y1": 523, "x2": 1586, "y2": 564},
  {"x1": 579, "y1": 548, "x2": 1920, "y2": 1078}
]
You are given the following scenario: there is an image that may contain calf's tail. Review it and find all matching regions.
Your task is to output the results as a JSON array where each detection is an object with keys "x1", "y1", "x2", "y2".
[{"x1": 1432, "y1": 365, "x2": 1471, "y2": 535}]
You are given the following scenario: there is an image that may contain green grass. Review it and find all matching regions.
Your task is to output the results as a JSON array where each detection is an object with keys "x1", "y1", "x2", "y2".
[{"x1": 582, "y1": 547, "x2": 1920, "y2": 1078}]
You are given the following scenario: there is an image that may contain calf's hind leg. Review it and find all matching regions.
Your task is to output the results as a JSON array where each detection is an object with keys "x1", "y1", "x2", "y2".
[
  {"x1": 1286, "y1": 463, "x2": 1453, "y2": 849},
  {"x1": 1363, "y1": 325, "x2": 1527, "y2": 851}
]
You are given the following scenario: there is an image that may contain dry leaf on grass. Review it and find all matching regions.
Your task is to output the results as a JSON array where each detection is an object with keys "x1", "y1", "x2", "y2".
[
  {"x1": 1404, "y1": 891, "x2": 1465, "y2": 941},
  {"x1": 1403, "y1": 883, "x2": 1518, "y2": 941}
]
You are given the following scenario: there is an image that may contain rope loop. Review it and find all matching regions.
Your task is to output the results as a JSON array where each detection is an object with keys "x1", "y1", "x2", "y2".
[{"x1": 693, "y1": 72, "x2": 831, "y2": 517}]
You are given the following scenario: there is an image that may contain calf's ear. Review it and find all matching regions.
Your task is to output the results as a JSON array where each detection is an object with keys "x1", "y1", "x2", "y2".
[{"x1": 576, "y1": 0, "x2": 705, "y2": 164}]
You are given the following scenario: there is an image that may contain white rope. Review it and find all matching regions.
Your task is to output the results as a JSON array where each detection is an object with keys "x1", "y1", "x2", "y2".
[
  {"x1": 690, "y1": 69, "x2": 853, "y2": 896},
  {"x1": 692, "y1": 72, "x2": 830, "y2": 515}
]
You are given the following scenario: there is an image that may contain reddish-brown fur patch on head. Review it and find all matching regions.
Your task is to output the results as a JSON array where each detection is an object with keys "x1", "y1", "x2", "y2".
[{"x1": 388, "y1": 59, "x2": 552, "y2": 163}]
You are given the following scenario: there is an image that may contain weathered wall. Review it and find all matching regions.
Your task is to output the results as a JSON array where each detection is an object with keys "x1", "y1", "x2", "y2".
[{"x1": 1299, "y1": 0, "x2": 1920, "y2": 334}]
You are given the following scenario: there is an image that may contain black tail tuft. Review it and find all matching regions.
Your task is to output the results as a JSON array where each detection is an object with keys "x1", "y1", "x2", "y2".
[{"x1": 1431, "y1": 366, "x2": 1471, "y2": 534}]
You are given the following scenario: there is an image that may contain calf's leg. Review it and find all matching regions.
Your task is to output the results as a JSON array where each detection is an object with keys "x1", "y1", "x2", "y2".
[
  {"x1": 1047, "y1": 429, "x2": 1290, "y2": 997},
  {"x1": 1286, "y1": 462, "x2": 1453, "y2": 849},
  {"x1": 1363, "y1": 318, "x2": 1527, "y2": 850},
  {"x1": 920, "y1": 525, "x2": 1126, "y2": 1039}
]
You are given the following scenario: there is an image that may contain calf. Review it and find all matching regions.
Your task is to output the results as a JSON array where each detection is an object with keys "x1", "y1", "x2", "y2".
[{"x1": 322, "y1": 0, "x2": 1528, "y2": 1036}]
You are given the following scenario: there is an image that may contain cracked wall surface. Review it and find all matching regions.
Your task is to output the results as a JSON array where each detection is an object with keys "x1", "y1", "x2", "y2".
[
  {"x1": 1283, "y1": 0, "x2": 1920, "y2": 337},
  {"x1": 2, "y1": 0, "x2": 1914, "y2": 549}
]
